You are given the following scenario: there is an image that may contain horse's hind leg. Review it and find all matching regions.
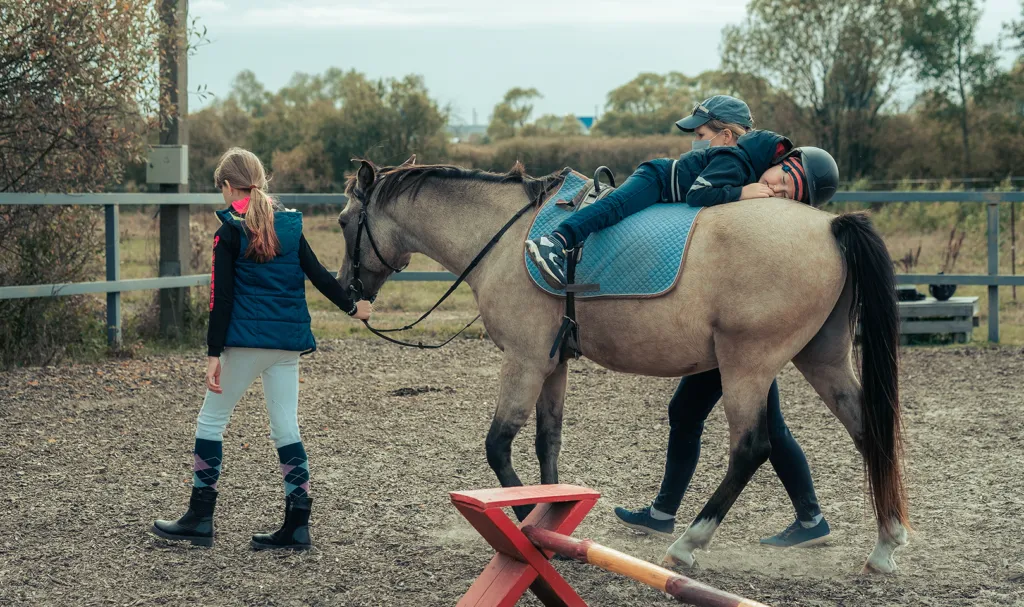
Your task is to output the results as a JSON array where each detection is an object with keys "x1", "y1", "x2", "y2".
[
  {"x1": 486, "y1": 354, "x2": 551, "y2": 520},
  {"x1": 535, "y1": 361, "x2": 567, "y2": 485},
  {"x1": 793, "y1": 328, "x2": 908, "y2": 573},
  {"x1": 663, "y1": 369, "x2": 775, "y2": 569}
]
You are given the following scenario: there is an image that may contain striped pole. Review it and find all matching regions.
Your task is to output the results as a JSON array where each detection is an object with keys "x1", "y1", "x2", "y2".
[{"x1": 521, "y1": 526, "x2": 770, "y2": 607}]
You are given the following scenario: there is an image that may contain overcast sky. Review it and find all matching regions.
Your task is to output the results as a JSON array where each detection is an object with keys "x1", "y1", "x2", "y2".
[{"x1": 188, "y1": 0, "x2": 1022, "y2": 123}]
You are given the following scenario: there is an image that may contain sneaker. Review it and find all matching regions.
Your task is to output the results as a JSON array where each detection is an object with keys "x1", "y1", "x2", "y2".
[
  {"x1": 613, "y1": 504, "x2": 676, "y2": 539},
  {"x1": 525, "y1": 235, "x2": 568, "y2": 289},
  {"x1": 760, "y1": 518, "x2": 831, "y2": 548}
]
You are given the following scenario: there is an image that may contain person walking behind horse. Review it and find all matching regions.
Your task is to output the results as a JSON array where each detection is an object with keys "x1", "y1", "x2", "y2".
[
  {"x1": 152, "y1": 148, "x2": 372, "y2": 550},
  {"x1": 526, "y1": 95, "x2": 840, "y2": 548}
]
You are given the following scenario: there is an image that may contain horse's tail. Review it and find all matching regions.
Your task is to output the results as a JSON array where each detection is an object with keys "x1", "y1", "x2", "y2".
[{"x1": 831, "y1": 212, "x2": 909, "y2": 529}]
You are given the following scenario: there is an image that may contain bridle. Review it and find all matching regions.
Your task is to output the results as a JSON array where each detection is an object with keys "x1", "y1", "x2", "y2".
[
  {"x1": 345, "y1": 169, "x2": 568, "y2": 348},
  {"x1": 347, "y1": 206, "x2": 407, "y2": 303}
]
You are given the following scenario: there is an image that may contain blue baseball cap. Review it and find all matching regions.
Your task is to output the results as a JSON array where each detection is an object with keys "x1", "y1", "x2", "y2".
[{"x1": 675, "y1": 95, "x2": 754, "y2": 132}]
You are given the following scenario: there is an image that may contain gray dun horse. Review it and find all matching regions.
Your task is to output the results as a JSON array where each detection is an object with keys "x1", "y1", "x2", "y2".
[{"x1": 336, "y1": 159, "x2": 909, "y2": 574}]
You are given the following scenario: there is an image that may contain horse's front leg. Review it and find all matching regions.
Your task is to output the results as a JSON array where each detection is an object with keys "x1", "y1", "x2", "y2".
[
  {"x1": 485, "y1": 354, "x2": 553, "y2": 520},
  {"x1": 535, "y1": 361, "x2": 568, "y2": 485},
  {"x1": 663, "y1": 372, "x2": 774, "y2": 570}
]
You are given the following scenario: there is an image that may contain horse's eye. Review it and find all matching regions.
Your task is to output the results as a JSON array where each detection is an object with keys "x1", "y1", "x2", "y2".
[{"x1": 338, "y1": 217, "x2": 347, "y2": 229}]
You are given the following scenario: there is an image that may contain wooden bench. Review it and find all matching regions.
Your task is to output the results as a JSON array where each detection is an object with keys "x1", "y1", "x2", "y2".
[{"x1": 898, "y1": 296, "x2": 980, "y2": 344}]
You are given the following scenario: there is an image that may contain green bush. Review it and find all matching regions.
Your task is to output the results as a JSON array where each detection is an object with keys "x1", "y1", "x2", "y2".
[{"x1": 0, "y1": 206, "x2": 106, "y2": 368}]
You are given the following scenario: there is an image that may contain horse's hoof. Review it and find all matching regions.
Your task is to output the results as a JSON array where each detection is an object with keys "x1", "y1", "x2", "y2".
[
  {"x1": 662, "y1": 551, "x2": 697, "y2": 570},
  {"x1": 861, "y1": 558, "x2": 897, "y2": 574}
]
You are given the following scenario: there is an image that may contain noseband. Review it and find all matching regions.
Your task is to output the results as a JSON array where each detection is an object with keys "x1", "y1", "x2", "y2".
[{"x1": 348, "y1": 208, "x2": 407, "y2": 302}]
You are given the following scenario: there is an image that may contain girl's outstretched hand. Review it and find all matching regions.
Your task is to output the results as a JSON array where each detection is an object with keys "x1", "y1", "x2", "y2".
[
  {"x1": 740, "y1": 183, "x2": 775, "y2": 200},
  {"x1": 206, "y1": 356, "x2": 222, "y2": 394},
  {"x1": 352, "y1": 300, "x2": 373, "y2": 321}
]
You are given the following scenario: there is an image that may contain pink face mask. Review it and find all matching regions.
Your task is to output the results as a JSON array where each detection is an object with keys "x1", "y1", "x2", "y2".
[{"x1": 231, "y1": 197, "x2": 250, "y2": 213}]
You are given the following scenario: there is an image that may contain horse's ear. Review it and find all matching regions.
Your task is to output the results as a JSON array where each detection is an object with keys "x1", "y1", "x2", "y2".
[
  {"x1": 355, "y1": 159, "x2": 376, "y2": 195},
  {"x1": 400, "y1": 154, "x2": 416, "y2": 167}
]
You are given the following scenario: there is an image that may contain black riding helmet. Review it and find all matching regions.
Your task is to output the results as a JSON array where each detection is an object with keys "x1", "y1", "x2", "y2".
[{"x1": 779, "y1": 146, "x2": 839, "y2": 206}]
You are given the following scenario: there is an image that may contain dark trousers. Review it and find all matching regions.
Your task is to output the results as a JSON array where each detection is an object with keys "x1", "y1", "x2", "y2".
[
  {"x1": 554, "y1": 159, "x2": 674, "y2": 249},
  {"x1": 652, "y1": 369, "x2": 822, "y2": 522}
]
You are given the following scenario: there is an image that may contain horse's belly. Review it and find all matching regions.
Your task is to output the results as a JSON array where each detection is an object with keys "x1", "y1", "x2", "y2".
[{"x1": 575, "y1": 295, "x2": 716, "y2": 377}]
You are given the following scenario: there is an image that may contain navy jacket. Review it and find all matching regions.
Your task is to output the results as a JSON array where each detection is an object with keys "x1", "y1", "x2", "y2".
[{"x1": 674, "y1": 130, "x2": 793, "y2": 207}]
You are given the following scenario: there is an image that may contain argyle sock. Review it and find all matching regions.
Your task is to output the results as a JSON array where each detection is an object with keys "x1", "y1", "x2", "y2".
[
  {"x1": 277, "y1": 441, "x2": 310, "y2": 498},
  {"x1": 192, "y1": 438, "x2": 223, "y2": 490}
]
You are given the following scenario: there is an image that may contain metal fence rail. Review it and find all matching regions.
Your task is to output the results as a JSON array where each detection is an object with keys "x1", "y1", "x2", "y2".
[{"x1": 2, "y1": 191, "x2": 1022, "y2": 344}]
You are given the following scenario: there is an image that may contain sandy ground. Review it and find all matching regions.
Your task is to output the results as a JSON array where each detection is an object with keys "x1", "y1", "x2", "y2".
[{"x1": 2, "y1": 341, "x2": 1023, "y2": 606}]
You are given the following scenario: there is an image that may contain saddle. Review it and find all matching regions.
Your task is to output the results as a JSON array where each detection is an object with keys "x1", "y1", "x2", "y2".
[{"x1": 558, "y1": 166, "x2": 618, "y2": 213}]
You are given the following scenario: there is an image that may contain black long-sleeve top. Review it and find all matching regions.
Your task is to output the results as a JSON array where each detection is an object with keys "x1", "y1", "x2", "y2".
[{"x1": 207, "y1": 222, "x2": 356, "y2": 357}]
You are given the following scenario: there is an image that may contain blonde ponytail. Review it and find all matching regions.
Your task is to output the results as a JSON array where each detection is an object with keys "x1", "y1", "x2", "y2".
[
  {"x1": 213, "y1": 147, "x2": 280, "y2": 262},
  {"x1": 244, "y1": 185, "x2": 280, "y2": 263}
]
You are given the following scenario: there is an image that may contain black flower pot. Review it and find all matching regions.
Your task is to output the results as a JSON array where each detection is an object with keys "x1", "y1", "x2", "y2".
[{"x1": 928, "y1": 283, "x2": 957, "y2": 301}]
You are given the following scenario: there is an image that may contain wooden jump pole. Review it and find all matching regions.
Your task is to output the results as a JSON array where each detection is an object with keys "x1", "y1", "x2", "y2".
[{"x1": 521, "y1": 526, "x2": 770, "y2": 607}]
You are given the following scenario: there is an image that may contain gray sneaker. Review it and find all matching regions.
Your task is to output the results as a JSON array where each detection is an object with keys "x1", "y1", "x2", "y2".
[
  {"x1": 760, "y1": 518, "x2": 831, "y2": 548},
  {"x1": 613, "y1": 504, "x2": 676, "y2": 539},
  {"x1": 525, "y1": 234, "x2": 568, "y2": 289}
]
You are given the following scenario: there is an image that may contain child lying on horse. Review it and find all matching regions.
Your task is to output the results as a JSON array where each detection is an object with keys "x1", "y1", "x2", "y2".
[{"x1": 525, "y1": 95, "x2": 839, "y2": 290}]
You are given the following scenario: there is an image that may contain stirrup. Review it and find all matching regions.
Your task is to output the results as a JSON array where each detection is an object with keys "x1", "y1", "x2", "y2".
[{"x1": 549, "y1": 246, "x2": 599, "y2": 361}]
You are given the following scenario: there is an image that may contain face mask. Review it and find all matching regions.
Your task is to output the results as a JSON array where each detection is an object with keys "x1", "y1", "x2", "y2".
[{"x1": 691, "y1": 130, "x2": 723, "y2": 151}]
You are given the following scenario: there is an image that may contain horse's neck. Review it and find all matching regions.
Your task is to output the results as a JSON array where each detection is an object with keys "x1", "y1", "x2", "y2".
[{"x1": 396, "y1": 183, "x2": 530, "y2": 282}]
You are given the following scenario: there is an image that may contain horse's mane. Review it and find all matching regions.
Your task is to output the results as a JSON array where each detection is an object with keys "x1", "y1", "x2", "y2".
[{"x1": 345, "y1": 160, "x2": 563, "y2": 207}]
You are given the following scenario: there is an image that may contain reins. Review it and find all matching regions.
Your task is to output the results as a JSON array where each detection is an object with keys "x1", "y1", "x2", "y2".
[{"x1": 350, "y1": 169, "x2": 568, "y2": 349}]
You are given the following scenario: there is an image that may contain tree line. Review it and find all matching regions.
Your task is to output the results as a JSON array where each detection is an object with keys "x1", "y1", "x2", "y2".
[
  {"x1": 483, "y1": 0, "x2": 1024, "y2": 182},
  {"x1": 144, "y1": 0, "x2": 1024, "y2": 189}
]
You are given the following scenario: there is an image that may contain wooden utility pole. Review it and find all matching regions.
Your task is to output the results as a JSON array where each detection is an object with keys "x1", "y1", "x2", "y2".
[{"x1": 158, "y1": 0, "x2": 190, "y2": 338}]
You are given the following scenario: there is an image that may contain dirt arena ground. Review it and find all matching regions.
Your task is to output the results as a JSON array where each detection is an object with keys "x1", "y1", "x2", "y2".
[{"x1": 2, "y1": 341, "x2": 1022, "y2": 606}]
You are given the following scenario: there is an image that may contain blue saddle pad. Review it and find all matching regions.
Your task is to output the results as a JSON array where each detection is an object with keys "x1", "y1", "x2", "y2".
[{"x1": 525, "y1": 171, "x2": 702, "y2": 298}]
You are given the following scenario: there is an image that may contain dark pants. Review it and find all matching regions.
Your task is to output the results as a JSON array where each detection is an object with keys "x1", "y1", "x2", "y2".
[
  {"x1": 652, "y1": 369, "x2": 822, "y2": 522},
  {"x1": 555, "y1": 159, "x2": 674, "y2": 249}
]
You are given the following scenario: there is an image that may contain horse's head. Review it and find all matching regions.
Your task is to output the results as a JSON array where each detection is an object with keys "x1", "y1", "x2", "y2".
[{"x1": 337, "y1": 157, "x2": 415, "y2": 303}]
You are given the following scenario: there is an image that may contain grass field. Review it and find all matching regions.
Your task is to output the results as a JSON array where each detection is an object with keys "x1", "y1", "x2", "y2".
[{"x1": 95, "y1": 200, "x2": 1024, "y2": 350}]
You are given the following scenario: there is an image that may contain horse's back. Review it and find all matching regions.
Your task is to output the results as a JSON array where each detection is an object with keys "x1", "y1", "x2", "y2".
[
  {"x1": 689, "y1": 199, "x2": 838, "y2": 260},
  {"x1": 679, "y1": 200, "x2": 846, "y2": 344},
  {"x1": 574, "y1": 200, "x2": 847, "y2": 376}
]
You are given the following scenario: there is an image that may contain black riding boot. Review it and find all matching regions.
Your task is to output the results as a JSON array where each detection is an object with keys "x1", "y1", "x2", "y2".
[
  {"x1": 251, "y1": 495, "x2": 312, "y2": 550},
  {"x1": 152, "y1": 486, "x2": 217, "y2": 547}
]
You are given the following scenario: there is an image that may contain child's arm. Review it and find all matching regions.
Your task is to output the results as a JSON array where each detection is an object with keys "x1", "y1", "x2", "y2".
[
  {"x1": 298, "y1": 235, "x2": 358, "y2": 316},
  {"x1": 207, "y1": 225, "x2": 237, "y2": 357},
  {"x1": 685, "y1": 155, "x2": 773, "y2": 207}
]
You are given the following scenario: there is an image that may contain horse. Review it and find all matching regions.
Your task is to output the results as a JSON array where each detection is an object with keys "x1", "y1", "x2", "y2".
[{"x1": 335, "y1": 159, "x2": 909, "y2": 574}]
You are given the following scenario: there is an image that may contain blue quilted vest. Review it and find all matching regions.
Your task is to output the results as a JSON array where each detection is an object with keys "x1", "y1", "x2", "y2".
[{"x1": 215, "y1": 208, "x2": 316, "y2": 354}]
